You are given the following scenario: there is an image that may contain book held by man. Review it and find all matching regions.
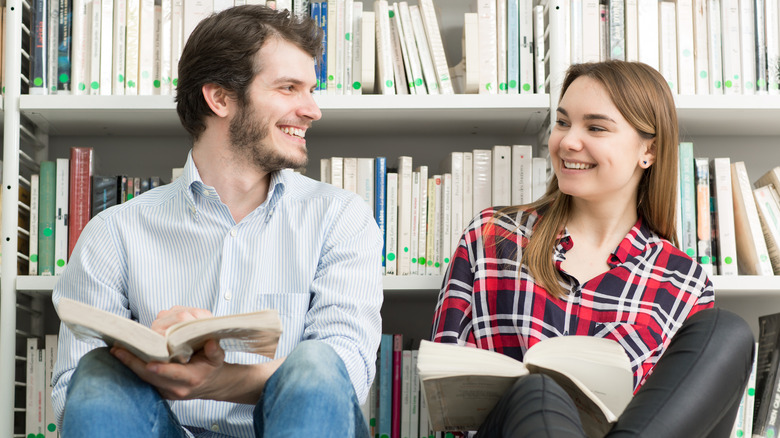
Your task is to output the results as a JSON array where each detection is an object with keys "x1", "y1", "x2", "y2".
[
  {"x1": 57, "y1": 298, "x2": 282, "y2": 363},
  {"x1": 416, "y1": 336, "x2": 633, "y2": 437}
]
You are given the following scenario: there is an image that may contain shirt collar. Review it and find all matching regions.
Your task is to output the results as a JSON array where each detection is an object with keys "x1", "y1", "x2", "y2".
[{"x1": 555, "y1": 216, "x2": 652, "y2": 268}]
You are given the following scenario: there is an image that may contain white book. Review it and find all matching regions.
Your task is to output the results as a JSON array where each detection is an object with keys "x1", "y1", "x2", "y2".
[
  {"x1": 29, "y1": 174, "x2": 40, "y2": 276},
  {"x1": 397, "y1": 157, "x2": 414, "y2": 275},
  {"x1": 461, "y1": 12, "x2": 479, "y2": 93},
  {"x1": 350, "y1": 2, "x2": 362, "y2": 95},
  {"x1": 492, "y1": 145, "x2": 511, "y2": 206},
  {"x1": 410, "y1": 171, "x2": 420, "y2": 275},
  {"x1": 333, "y1": 0, "x2": 345, "y2": 94},
  {"x1": 375, "y1": 1, "x2": 396, "y2": 94},
  {"x1": 409, "y1": 5, "x2": 438, "y2": 94},
  {"x1": 496, "y1": 0, "x2": 508, "y2": 94},
  {"x1": 570, "y1": 0, "x2": 583, "y2": 63},
  {"x1": 731, "y1": 161, "x2": 773, "y2": 275},
  {"x1": 507, "y1": 0, "x2": 519, "y2": 94},
  {"x1": 431, "y1": 175, "x2": 443, "y2": 275},
  {"x1": 419, "y1": 0, "x2": 454, "y2": 94},
  {"x1": 113, "y1": 0, "x2": 128, "y2": 95},
  {"x1": 477, "y1": 0, "x2": 498, "y2": 94},
  {"x1": 182, "y1": 0, "x2": 212, "y2": 48},
  {"x1": 743, "y1": 344, "x2": 758, "y2": 437},
  {"x1": 440, "y1": 152, "x2": 463, "y2": 254},
  {"x1": 425, "y1": 176, "x2": 438, "y2": 275},
  {"x1": 599, "y1": 2, "x2": 608, "y2": 61},
  {"x1": 737, "y1": 0, "x2": 755, "y2": 94},
  {"x1": 138, "y1": 0, "x2": 156, "y2": 94},
  {"x1": 707, "y1": 0, "x2": 724, "y2": 94},
  {"x1": 659, "y1": 1, "x2": 678, "y2": 94},
  {"x1": 754, "y1": 0, "x2": 767, "y2": 94},
  {"x1": 26, "y1": 338, "x2": 44, "y2": 436},
  {"x1": 125, "y1": 0, "x2": 141, "y2": 95},
  {"x1": 462, "y1": 152, "x2": 473, "y2": 225},
  {"x1": 343, "y1": 157, "x2": 358, "y2": 194},
  {"x1": 440, "y1": 173, "x2": 452, "y2": 269},
  {"x1": 386, "y1": 172, "x2": 399, "y2": 275},
  {"x1": 398, "y1": 2, "x2": 426, "y2": 93},
  {"x1": 625, "y1": 0, "x2": 638, "y2": 62},
  {"x1": 89, "y1": 0, "x2": 102, "y2": 95},
  {"x1": 72, "y1": 0, "x2": 91, "y2": 94},
  {"x1": 581, "y1": 0, "x2": 599, "y2": 62},
  {"x1": 767, "y1": 0, "x2": 780, "y2": 94},
  {"x1": 533, "y1": 4, "x2": 546, "y2": 93},
  {"x1": 720, "y1": 0, "x2": 741, "y2": 94},
  {"x1": 171, "y1": 0, "x2": 184, "y2": 90},
  {"x1": 360, "y1": 11, "x2": 376, "y2": 93},
  {"x1": 410, "y1": 350, "x2": 420, "y2": 438},
  {"x1": 44, "y1": 334, "x2": 58, "y2": 438},
  {"x1": 356, "y1": 158, "x2": 375, "y2": 212},
  {"x1": 388, "y1": 3, "x2": 409, "y2": 94},
  {"x1": 519, "y1": 0, "x2": 534, "y2": 93},
  {"x1": 320, "y1": 158, "x2": 331, "y2": 184},
  {"x1": 637, "y1": 0, "x2": 659, "y2": 70},
  {"x1": 532, "y1": 156, "x2": 548, "y2": 201},
  {"x1": 676, "y1": 0, "x2": 695, "y2": 95},
  {"x1": 99, "y1": 0, "x2": 114, "y2": 94},
  {"x1": 753, "y1": 185, "x2": 780, "y2": 274},
  {"x1": 419, "y1": 367, "x2": 431, "y2": 436},
  {"x1": 48, "y1": 0, "x2": 59, "y2": 94},
  {"x1": 330, "y1": 157, "x2": 344, "y2": 189},
  {"x1": 711, "y1": 158, "x2": 739, "y2": 276},
  {"x1": 159, "y1": 0, "x2": 173, "y2": 95},
  {"x1": 401, "y1": 350, "x2": 412, "y2": 437},
  {"x1": 473, "y1": 149, "x2": 492, "y2": 217},
  {"x1": 416, "y1": 165, "x2": 429, "y2": 274},
  {"x1": 692, "y1": 0, "x2": 709, "y2": 94},
  {"x1": 511, "y1": 145, "x2": 533, "y2": 205},
  {"x1": 54, "y1": 158, "x2": 70, "y2": 274}
]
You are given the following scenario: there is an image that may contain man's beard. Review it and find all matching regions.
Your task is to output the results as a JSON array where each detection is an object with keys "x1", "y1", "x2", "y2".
[{"x1": 228, "y1": 101, "x2": 309, "y2": 173}]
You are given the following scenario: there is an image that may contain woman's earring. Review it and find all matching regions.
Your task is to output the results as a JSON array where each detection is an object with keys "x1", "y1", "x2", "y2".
[{"x1": 643, "y1": 161, "x2": 648, "y2": 165}]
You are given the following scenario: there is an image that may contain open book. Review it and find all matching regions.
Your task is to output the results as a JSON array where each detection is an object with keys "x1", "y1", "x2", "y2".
[
  {"x1": 57, "y1": 298, "x2": 283, "y2": 363},
  {"x1": 417, "y1": 337, "x2": 633, "y2": 438}
]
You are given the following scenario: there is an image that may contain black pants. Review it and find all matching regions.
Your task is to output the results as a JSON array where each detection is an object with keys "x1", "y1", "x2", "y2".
[{"x1": 475, "y1": 308, "x2": 755, "y2": 438}]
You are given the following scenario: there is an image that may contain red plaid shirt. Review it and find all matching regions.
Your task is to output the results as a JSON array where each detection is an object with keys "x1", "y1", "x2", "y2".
[{"x1": 431, "y1": 207, "x2": 714, "y2": 391}]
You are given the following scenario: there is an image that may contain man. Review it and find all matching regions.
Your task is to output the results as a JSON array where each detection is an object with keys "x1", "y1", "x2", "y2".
[{"x1": 51, "y1": 6, "x2": 382, "y2": 437}]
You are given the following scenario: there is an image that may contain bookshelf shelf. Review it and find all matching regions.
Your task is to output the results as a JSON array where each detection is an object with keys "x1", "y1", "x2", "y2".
[
  {"x1": 19, "y1": 94, "x2": 551, "y2": 137},
  {"x1": 675, "y1": 95, "x2": 780, "y2": 137}
]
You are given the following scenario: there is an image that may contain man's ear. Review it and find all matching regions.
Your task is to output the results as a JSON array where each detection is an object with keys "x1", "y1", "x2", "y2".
[{"x1": 202, "y1": 83, "x2": 231, "y2": 118}]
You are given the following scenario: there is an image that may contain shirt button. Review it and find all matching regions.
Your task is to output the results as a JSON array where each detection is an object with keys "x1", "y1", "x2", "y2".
[
  {"x1": 225, "y1": 290, "x2": 232, "y2": 300},
  {"x1": 230, "y1": 228, "x2": 237, "y2": 237},
  {"x1": 211, "y1": 423, "x2": 219, "y2": 432}
]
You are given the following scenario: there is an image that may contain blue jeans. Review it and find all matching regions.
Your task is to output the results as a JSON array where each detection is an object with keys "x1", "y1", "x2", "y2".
[{"x1": 62, "y1": 340, "x2": 370, "y2": 438}]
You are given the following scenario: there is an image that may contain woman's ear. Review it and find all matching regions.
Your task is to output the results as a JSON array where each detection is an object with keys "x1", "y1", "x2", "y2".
[
  {"x1": 640, "y1": 141, "x2": 656, "y2": 169},
  {"x1": 202, "y1": 83, "x2": 231, "y2": 118}
]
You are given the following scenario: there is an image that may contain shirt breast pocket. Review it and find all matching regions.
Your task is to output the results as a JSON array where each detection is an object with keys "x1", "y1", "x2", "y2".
[{"x1": 256, "y1": 291, "x2": 311, "y2": 356}]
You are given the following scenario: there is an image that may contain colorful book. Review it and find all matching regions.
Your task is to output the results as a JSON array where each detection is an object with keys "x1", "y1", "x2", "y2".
[
  {"x1": 678, "y1": 142, "x2": 697, "y2": 260},
  {"x1": 68, "y1": 147, "x2": 94, "y2": 258},
  {"x1": 694, "y1": 157, "x2": 713, "y2": 275},
  {"x1": 375, "y1": 157, "x2": 387, "y2": 272},
  {"x1": 38, "y1": 161, "x2": 57, "y2": 276},
  {"x1": 29, "y1": 174, "x2": 40, "y2": 275},
  {"x1": 391, "y1": 334, "x2": 403, "y2": 438},
  {"x1": 378, "y1": 334, "x2": 393, "y2": 438}
]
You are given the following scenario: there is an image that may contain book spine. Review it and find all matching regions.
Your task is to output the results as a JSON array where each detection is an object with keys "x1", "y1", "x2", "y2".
[
  {"x1": 694, "y1": 158, "x2": 713, "y2": 274},
  {"x1": 720, "y1": 0, "x2": 741, "y2": 94},
  {"x1": 463, "y1": 12, "x2": 480, "y2": 94},
  {"x1": 56, "y1": 0, "x2": 73, "y2": 93},
  {"x1": 754, "y1": 0, "x2": 767, "y2": 94},
  {"x1": 472, "y1": 149, "x2": 492, "y2": 217},
  {"x1": 608, "y1": 0, "x2": 624, "y2": 60},
  {"x1": 506, "y1": 0, "x2": 519, "y2": 94},
  {"x1": 533, "y1": 4, "x2": 546, "y2": 93},
  {"x1": 375, "y1": 0, "x2": 396, "y2": 95},
  {"x1": 496, "y1": 0, "x2": 507, "y2": 94},
  {"x1": 318, "y1": 0, "x2": 328, "y2": 93},
  {"x1": 676, "y1": 0, "x2": 695, "y2": 95},
  {"x1": 47, "y1": 0, "x2": 59, "y2": 93},
  {"x1": 754, "y1": 186, "x2": 780, "y2": 274},
  {"x1": 397, "y1": 2, "x2": 422, "y2": 92},
  {"x1": 360, "y1": 10, "x2": 375, "y2": 93},
  {"x1": 692, "y1": 0, "x2": 709, "y2": 94},
  {"x1": 55, "y1": 158, "x2": 70, "y2": 274},
  {"x1": 738, "y1": 0, "x2": 756, "y2": 94},
  {"x1": 492, "y1": 145, "x2": 511, "y2": 206},
  {"x1": 138, "y1": 0, "x2": 155, "y2": 94},
  {"x1": 29, "y1": 174, "x2": 40, "y2": 275},
  {"x1": 392, "y1": 1, "x2": 415, "y2": 94},
  {"x1": 410, "y1": 171, "x2": 420, "y2": 275},
  {"x1": 401, "y1": 349, "x2": 412, "y2": 438},
  {"x1": 99, "y1": 0, "x2": 113, "y2": 94},
  {"x1": 330, "y1": 156, "x2": 344, "y2": 189},
  {"x1": 511, "y1": 145, "x2": 533, "y2": 205},
  {"x1": 637, "y1": 0, "x2": 659, "y2": 70},
  {"x1": 351, "y1": 2, "x2": 363, "y2": 95},
  {"x1": 419, "y1": 0, "x2": 453, "y2": 94},
  {"x1": 679, "y1": 142, "x2": 697, "y2": 260},
  {"x1": 378, "y1": 334, "x2": 393, "y2": 438},
  {"x1": 767, "y1": 0, "x2": 780, "y2": 94},
  {"x1": 416, "y1": 165, "x2": 429, "y2": 273},
  {"x1": 477, "y1": 0, "x2": 497, "y2": 94},
  {"x1": 343, "y1": 157, "x2": 358, "y2": 194},
  {"x1": 425, "y1": 177, "x2": 436, "y2": 275},
  {"x1": 333, "y1": 0, "x2": 345, "y2": 94},
  {"x1": 409, "y1": 5, "x2": 437, "y2": 94},
  {"x1": 171, "y1": 0, "x2": 184, "y2": 90},
  {"x1": 625, "y1": 0, "x2": 638, "y2": 61},
  {"x1": 391, "y1": 334, "x2": 403, "y2": 438},
  {"x1": 731, "y1": 161, "x2": 774, "y2": 275},
  {"x1": 25, "y1": 338, "x2": 43, "y2": 436},
  {"x1": 409, "y1": 350, "x2": 420, "y2": 438},
  {"x1": 462, "y1": 153, "x2": 473, "y2": 224},
  {"x1": 31, "y1": 0, "x2": 49, "y2": 94},
  {"x1": 711, "y1": 158, "x2": 739, "y2": 276},
  {"x1": 707, "y1": 0, "x2": 724, "y2": 94},
  {"x1": 440, "y1": 173, "x2": 452, "y2": 269},
  {"x1": 388, "y1": 3, "x2": 409, "y2": 94},
  {"x1": 386, "y1": 172, "x2": 399, "y2": 275},
  {"x1": 357, "y1": 157, "x2": 375, "y2": 211},
  {"x1": 68, "y1": 147, "x2": 93, "y2": 258},
  {"x1": 88, "y1": 0, "x2": 101, "y2": 94},
  {"x1": 376, "y1": 157, "x2": 387, "y2": 273},
  {"x1": 446, "y1": 152, "x2": 463, "y2": 256},
  {"x1": 519, "y1": 0, "x2": 534, "y2": 93},
  {"x1": 125, "y1": 0, "x2": 141, "y2": 95},
  {"x1": 38, "y1": 162, "x2": 57, "y2": 275},
  {"x1": 113, "y1": 0, "x2": 128, "y2": 95},
  {"x1": 659, "y1": 1, "x2": 677, "y2": 94},
  {"x1": 44, "y1": 335, "x2": 58, "y2": 438},
  {"x1": 432, "y1": 175, "x2": 443, "y2": 274},
  {"x1": 532, "y1": 157, "x2": 547, "y2": 202},
  {"x1": 159, "y1": 0, "x2": 173, "y2": 95}
]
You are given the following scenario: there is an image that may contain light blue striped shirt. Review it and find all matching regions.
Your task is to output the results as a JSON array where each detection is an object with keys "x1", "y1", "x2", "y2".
[{"x1": 52, "y1": 151, "x2": 383, "y2": 437}]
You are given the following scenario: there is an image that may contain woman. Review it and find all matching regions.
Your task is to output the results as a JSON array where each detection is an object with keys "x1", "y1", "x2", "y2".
[{"x1": 430, "y1": 61, "x2": 754, "y2": 437}]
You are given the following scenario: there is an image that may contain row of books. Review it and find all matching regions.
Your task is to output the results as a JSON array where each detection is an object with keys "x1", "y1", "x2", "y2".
[
  {"x1": 25, "y1": 147, "x2": 167, "y2": 276},
  {"x1": 678, "y1": 143, "x2": 780, "y2": 276},
  {"x1": 362, "y1": 334, "x2": 436, "y2": 438},
  {"x1": 588, "y1": 0, "x2": 780, "y2": 95},
  {"x1": 25, "y1": 335, "x2": 59, "y2": 438},
  {"x1": 320, "y1": 147, "x2": 548, "y2": 275}
]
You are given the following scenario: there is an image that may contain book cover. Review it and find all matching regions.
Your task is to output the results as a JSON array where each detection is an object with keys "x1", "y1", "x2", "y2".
[
  {"x1": 57, "y1": 298, "x2": 282, "y2": 363},
  {"x1": 68, "y1": 147, "x2": 93, "y2": 258},
  {"x1": 753, "y1": 185, "x2": 780, "y2": 274},
  {"x1": 417, "y1": 338, "x2": 632, "y2": 436},
  {"x1": 38, "y1": 161, "x2": 57, "y2": 276},
  {"x1": 54, "y1": 158, "x2": 70, "y2": 274}
]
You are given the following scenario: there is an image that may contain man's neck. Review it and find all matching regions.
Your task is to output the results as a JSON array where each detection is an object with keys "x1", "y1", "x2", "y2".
[{"x1": 191, "y1": 137, "x2": 271, "y2": 224}]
